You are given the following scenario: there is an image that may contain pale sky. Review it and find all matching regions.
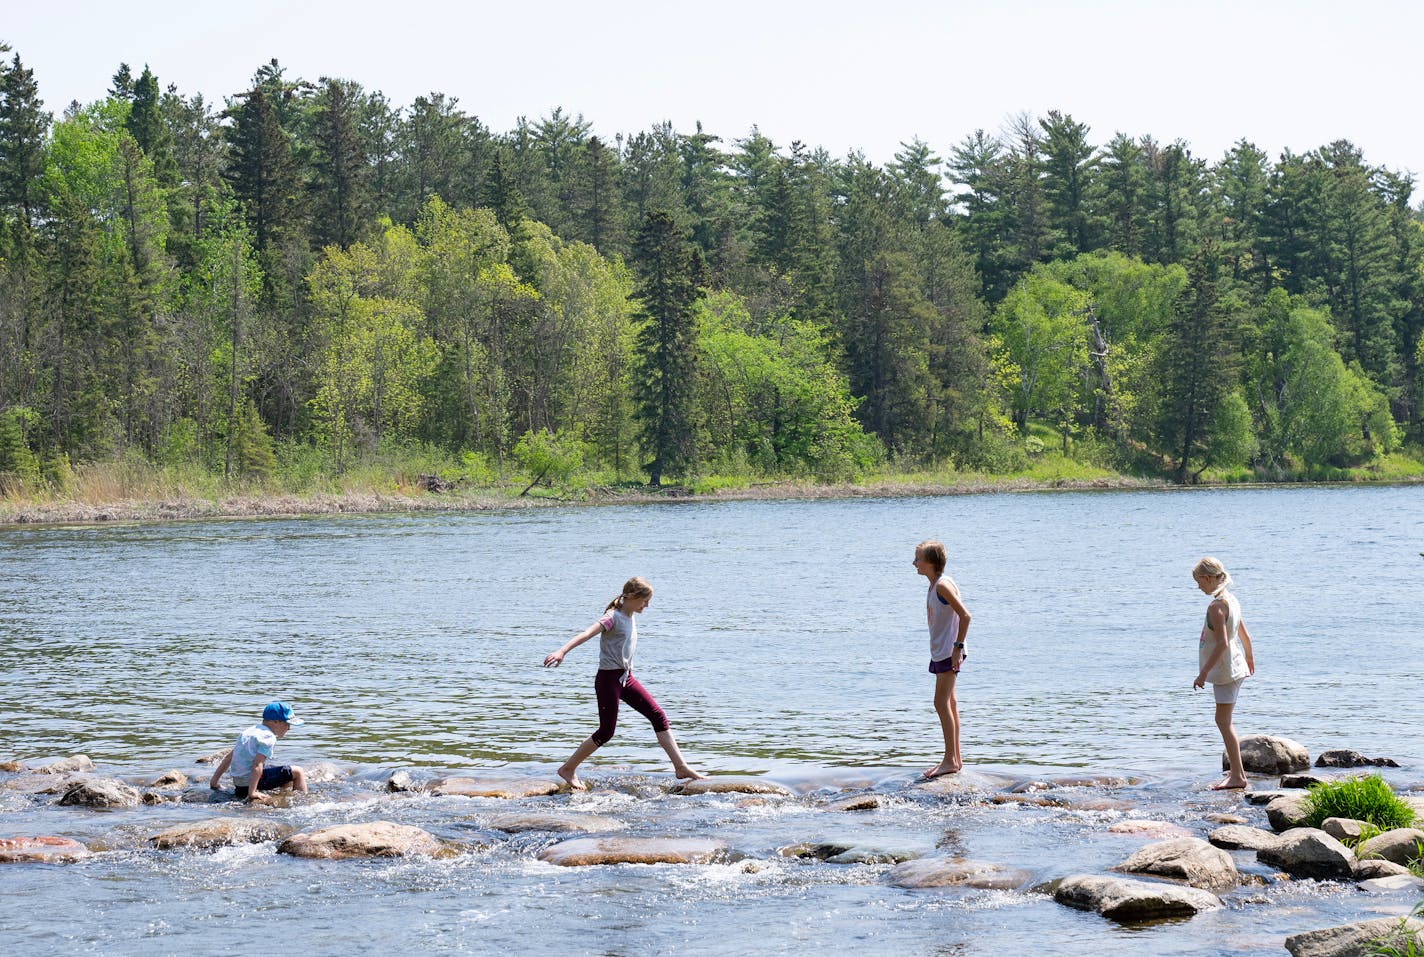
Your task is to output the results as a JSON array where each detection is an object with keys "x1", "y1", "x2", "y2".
[{"x1": 6, "y1": 0, "x2": 1422, "y2": 191}]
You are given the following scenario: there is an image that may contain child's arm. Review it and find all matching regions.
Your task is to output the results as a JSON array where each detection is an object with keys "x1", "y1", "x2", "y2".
[
  {"x1": 1194, "y1": 601, "x2": 1229, "y2": 688},
  {"x1": 208, "y1": 749, "x2": 233, "y2": 790},
  {"x1": 543, "y1": 620, "x2": 607, "y2": 667},
  {"x1": 936, "y1": 580, "x2": 972, "y2": 665},
  {"x1": 246, "y1": 753, "x2": 272, "y2": 804},
  {"x1": 1238, "y1": 621, "x2": 1255, "y2": 675}
]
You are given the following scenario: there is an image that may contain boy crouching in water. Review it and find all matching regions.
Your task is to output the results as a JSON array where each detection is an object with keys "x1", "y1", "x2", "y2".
[{"x1": 209, "y1": 701, "x2": 309, "y2": 804}]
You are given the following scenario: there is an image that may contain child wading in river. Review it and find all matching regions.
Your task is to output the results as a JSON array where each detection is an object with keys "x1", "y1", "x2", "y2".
[
  {"x1": 543, "y1": 577, "x2": 706, "y2": 790},
  {"x1": 914, "y1": 541, "x2": 972, "y2": 778},
  {"x1": 1191, "y1": 557, "x2": 1256, "y2": 790},
  {"x1": 208, "y1": 701, "x2": 310, "y2": 804}
]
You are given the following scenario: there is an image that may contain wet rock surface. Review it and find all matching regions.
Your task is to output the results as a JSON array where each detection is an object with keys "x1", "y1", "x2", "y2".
[
  {"x1": 1356, "y1": 828, "x2": 1424, "y2": 866},
  {"x1": 1285, "y1": 917, "x2": 1424, "y2": 956},
  {"x1": 888, "y1": 857, "x2": 1033, "y2": 890},
  {"x1": 58, "y1": 778, "x2": 141, "y2": 808},
  {"x1": 537, "y1": 836, "x2": 727, "y2": 866},
  {"x1": 1208, "y1": 825, "x2": 1281, "y2": 851},
  {"x1": 670, "y1": 776, "x2": 793, "y2": 796},
  {"x1": 0, "y1": 835, "x2": 90, "y2": 863},
  {"x1": 1265, "y1": 793, "x2": 1311, "y2": 831},
  {"x1": 279, "y1": 822, "x2": 447, "y2": 859},
  {"x1": 1257, "y1": 828, "x2": 1355, "y2": 880},
  {"x1": 150, "y1": 818, "x2": 295, "y2": 849},
  {"x1": 1053, "y1": 874, "x2": 1222, "y2": 923},
  {"x1": 1314, "y1": 750, "x2": 1400, "y2": 769},
  {"x1": 1115, "y1": 837, "x2": 1239, "y2": 889},
  {"x1": 1229, "y1": 736, "x2": 1310, "y2": 775},
  {"x1": 483, "y1": 812, "x2": 624, "y2": 834},
  {"x1": 1106, "y1": 820, "x2": 1193, "y2": 839},
  {"x1": 33, "y1": 755, "x2": 94, "y2": 775},
  {"x1": 430, "y1": 776, "x2": 563, "y2": 799}
]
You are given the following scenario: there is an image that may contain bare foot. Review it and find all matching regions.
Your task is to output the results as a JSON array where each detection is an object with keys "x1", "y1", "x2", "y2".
[
  {"x1": 674, "y1": 766, "x2": 707, "y2": 781},
  {"x1": 923, "y1": 763, "x2": 959, "y2": 779},
  {"x1": 1211, "y1": 777, "x2": 1248, "y2": 790},
  {"x1": 557, "y1": 768, "x2": 586, "y2": 791}
]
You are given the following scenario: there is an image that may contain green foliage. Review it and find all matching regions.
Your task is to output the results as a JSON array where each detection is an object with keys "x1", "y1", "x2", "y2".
[
  {"x1": 512, "y1": 428, "x2": 586, "y2": 488},
  {"x1": 1300, "y1": 775, "x2": 1416, "y2": 831},
  {"x1": 0, "y1": 406, "x2": 41, "y2": 481},
  {"x1": 230, "y1": 398, "x2": 276, "y2": 480}
]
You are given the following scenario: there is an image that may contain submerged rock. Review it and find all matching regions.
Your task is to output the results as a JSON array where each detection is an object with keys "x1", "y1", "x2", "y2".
[
  {"x1": 0, "y1": 761, "x2": 25, "y2": 772},
  {"x1": 537, "y1": 836, "x2": 726, "y2": 866},
  {"x1": 780, "y1": 841, "x2": 917, "y2": 864},
  {"x1": 385, "y1": 770, "x2": 420, "y2": 793},
  {"x1": 1226, "y1": 736, "x2": 1309, "y2": 774},
  {"x1": 1205, "y1": 813, "x2": 1247, "y2": 825},
  {"x1": 33, "y1": 755, "x2": 94, "y2": 775},
  {"x1": 1314, "y1": 749, "x2": 1400, "y2": 769},
  {"x1": 0, "y1": 836, "x2": 90, "y2": 863},
  {"x1": 823, "y1": 794, "x2": 881, "y2": 812},
  {"x1": 1106, "y1": 820, "x2": 1193, "y2": 839},
  {"x1": 430, "y1": 776, "x2": 562, "y2": 799},
  {"x1": 1116, "y1": 838, "x2": 1238, "y2": 889},
  {"x1": 1053, "y1": 874, "x2": 1222, "y2": 923},
  {"x1": 670, "y1": 776, "x2": 793, "y2": 796},
  {"x1": 148, "y1": 770, "x2": 188, "y2": 789},
  {"x1": 150, "y1": 818, "x2": 294, "y2": 849},
  {"x1": 58, "y1": 778, "x2": 140, "y2": 808},
  {"x1": 278, "y1": 822, "x2": 446, "y2": 859},
  {"x1": 1257, "y1": 828, "x2": 1354, "y2": 879},
  {"x1": 1285, "y1": 917, "x2": 1424, "y2": 957},
  {"x1": 1266, "y1": 794, "x2": 1311, "y2": 832},
  {"x1": 483, "y1": 813, "x2": 624, "y2": 834},
  {"x1": 1208, "y1": 825, "x2": 1281, "y2": 851},
  {"x1": 1356, "y1": 828, "x2": 1424, "y2": 867},
  {"x1": 887, "y1": 857, "x2": 1032, "y2": 890}
]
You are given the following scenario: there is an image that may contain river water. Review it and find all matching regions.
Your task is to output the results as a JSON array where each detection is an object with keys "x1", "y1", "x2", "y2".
[{"x1": 1, "y1": 486, "x2": 1421, "y2": 955}]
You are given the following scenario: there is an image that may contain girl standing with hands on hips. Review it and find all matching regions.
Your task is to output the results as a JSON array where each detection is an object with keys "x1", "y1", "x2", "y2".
[
  {"x1": 543, "y1": 577, "x2": 706, "y2": 790},
  {"x1": 914, "y1": 540, "x2": 971, "y2": 778},
  {"x1": 1191, "y1": 557, "x2": 1256, "y2": 789}
]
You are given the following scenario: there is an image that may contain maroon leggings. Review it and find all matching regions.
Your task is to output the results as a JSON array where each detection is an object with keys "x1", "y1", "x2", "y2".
[{"x1": 591, "y1": 669, "x2": 669, "y2": 745}]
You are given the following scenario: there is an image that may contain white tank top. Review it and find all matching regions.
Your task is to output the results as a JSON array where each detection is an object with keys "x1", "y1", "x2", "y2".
[
  {"x1": 928, "y1": 575, "x2": 962, "y2": 662},
  {"x1": 1199, "y1": 590, "x2": 1249, "y2": 684}
]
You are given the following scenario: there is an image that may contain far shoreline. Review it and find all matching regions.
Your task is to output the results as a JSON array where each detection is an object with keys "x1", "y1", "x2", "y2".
[{"x1": 2, "y1": 473, "x2": 1420, "y2": 531}]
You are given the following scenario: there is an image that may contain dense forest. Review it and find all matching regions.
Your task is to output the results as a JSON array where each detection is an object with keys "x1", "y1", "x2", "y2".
[{"x1": 1, "y1": 46, "x2": 1421, "y2": 494}]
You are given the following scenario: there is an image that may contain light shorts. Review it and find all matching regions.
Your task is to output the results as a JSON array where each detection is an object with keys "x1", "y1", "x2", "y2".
[{"x1": 1212, "y1": 680, "x2": 1245, "y2": 705}]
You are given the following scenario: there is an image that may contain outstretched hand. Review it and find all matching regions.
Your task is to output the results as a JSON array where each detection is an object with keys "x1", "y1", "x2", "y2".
[{"x1": 543, "y1": 651, "x2": 564, "y2": 668}]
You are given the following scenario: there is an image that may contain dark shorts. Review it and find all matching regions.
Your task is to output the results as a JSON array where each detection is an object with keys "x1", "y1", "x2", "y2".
[
  {"x1": 234, "y1": 765, "x2": 293, "y2": 798},
  {"x1": 929, "y1": 655, "x2": 964, "y2": 674}
]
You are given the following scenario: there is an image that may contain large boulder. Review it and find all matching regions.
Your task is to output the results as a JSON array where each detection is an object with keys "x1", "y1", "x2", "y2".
[
  {"x1": 1285, "y1": 917, "x2": 1424, "y2": 957},
  {"x1": 150, "y1": 818, "x2": 294, "y2": 850},
  {"x1": 1208, "y1": 825, "x2": 1281, "y2": 851},
  {"x1": 887, "y1": 858, "x2": 1032, "y2": 890},
  {"x1": 33, "y1": 755, "x2": 94, "y2": 775},
  {"x1": 537, "y1": 837, "x2": 726, "y2": 866},
  {"x1": 1266, "y1": 794, "x2": 1311, "y2": 832},
  {"x1": 1257, "y1": 828, "x2": 1355, "y2": 879},
  {"x1": 1225, "y1": 736, "x2": 1309, "y2": 774},
  {"x1": 278, "y1": 822, "x2": 446, "y2": 859},
  {"x1": 1314, "y1": 749, "x2": 1400, "y2": 769},
  {"x1": 430, "y1": 776, "x2": 562, "y2": 799},
  {"x1": 1116, "y1": 838, "x2": 1238, "y2": 889},
  {"x1": 1052, "y1": 875, "x2": 1222, "y2": 923},
  {"x1": 670, "y1": 776, "x2": 792, "y2": 796},
  {"x1": 0, "y1": 836, "x2": 90, "y2": 863},
  {"x1": 58, "y1": 778, "x2": 140, "y2": 808},
  {"x1": 483, "y1": 813, "x2": 624, "y2": 834},
  {"x1": 1356, "y1": 828, "x2": 1424, "y2": 867}
]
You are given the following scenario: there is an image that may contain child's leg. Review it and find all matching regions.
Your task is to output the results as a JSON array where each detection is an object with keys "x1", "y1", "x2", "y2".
[
  {"x1": 925, "y1": 671, "x2": 960, "y2": 777},
  {"x1": 1214, "y1": 702, "x2": 1247, "y2": 788},
  {"x1": 560, "y1": 671, "x2": 623, "y2": 790},
  {"x1": 290, "y1": 766, "x2": 308, "y2": 794},
  {"x1": 621, "y1": 676, "x2": 705, "y2": 780}
]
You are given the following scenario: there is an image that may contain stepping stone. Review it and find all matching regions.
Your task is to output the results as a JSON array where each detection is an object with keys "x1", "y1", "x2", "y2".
[
  {"x1": 430, "y1": 776, "x2": 562, "y2": 799},
  {"x1": 0, "y1": 836, "x2": 90, "y2": 863},
  {"x1": 279, "y1": 822, "x2": 448, "y2": 859},
  {"x1": 670, "y1": 776, "x2": 792, "y2": 796},
  {"x1": 150, "y1": 818, "x2": 294, "y2": 849},
  {"x1": 538, "y1": 836, "x2": 726, "y2": 866},
  {"x1": 888, "y1": 857, "x2": 1032, "y2": 890},
  {"x1": 483, "y1": 813, "x2": 624, "y2": 834}
]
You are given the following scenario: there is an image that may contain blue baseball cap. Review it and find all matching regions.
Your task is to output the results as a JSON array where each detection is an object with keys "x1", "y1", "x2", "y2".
[{"x1": 261, "y1": 701, "x2": 305, "y2": 726}]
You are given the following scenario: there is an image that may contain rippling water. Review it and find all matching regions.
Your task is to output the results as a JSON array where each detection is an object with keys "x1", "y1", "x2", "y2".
[{"x1": 2, "y1": 486, "x2": 1421, "y2": 955}]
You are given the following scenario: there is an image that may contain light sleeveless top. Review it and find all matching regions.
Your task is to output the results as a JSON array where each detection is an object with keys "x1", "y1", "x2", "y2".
[
  {"x1": 597, "y1": 608, "x2": 637, "y2": 673},
  {"x1": 1199, "y1": 590, "x2": 1249, "y2": 684},
  {"x1": 928, "y1": 575, "x2": 962, "y2": 662}
]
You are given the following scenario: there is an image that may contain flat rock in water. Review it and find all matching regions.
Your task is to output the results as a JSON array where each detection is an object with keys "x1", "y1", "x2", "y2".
[
  {"x1": 0, "y1": 836, "x2": 91, "y2": 863},
  {"x1": 1320, "y1": 818, "x2": 1372, "y2": 843},
  {"x1": 58, "y1": 778, "x2": 140, "y2": 808},
  {"x1": 1314, "y1": 749, "x2": 1400, "y2": 769},
  {"x1": 34, "y1": 755, "x2": 94, "y2": 775},
  {"x1": 1116, "y1": 837, "x2": 1239, "y2": 889},
  {"x1": 150, "y1": 818, "x2": 294, "y2": 849},
  {"x1": 1205, "y1": 813, "x2": 1247, "y2": 825},
  {"x1": 279, "y1": 822, "x2": 446, "y2": 859},
  {"x1": 823, "y1": 794, "x2": 882, "y2": 812},
  {"x1": 430, "y1": 776, "x2": 562, "y2": 799},
  {"x1": 991, "y1": 793, "x2": 1067, "y2": 808},
  {"x1": 148, "y1": 770, "x2": 188, "y2": 789},
  {"x1": 1266, "y1": 794, "x2": 1311, "y2": 832},
  {"x1": 1106, "y1": 820, "x2": 1193, "y2": 839},
  {"x1": 887, "y1": 857, "x2": 1032, "y2": 890},
  {"x1": 1353, "y1": 859, "x2": 1410, "y2": 880},
  {"x1": 1281, "y1": 773, "x2": 1330, "y2": 789},
  {"x1": 1257, "y1": 828, "x2": 1355, "y2": 879},
  {"x1": 671, "y1": 776, "x2": 792, "y2": 796},
  {"x1": 483, "y1": 812, "x2": 624, "y2": 834},
  {"x1": 1053, "y1": 874, "x2": 1222, "y2": 923},
  {"x1": 1356, "y1": 828, "x2": 1424, "y2": 866},
  {"x1": 1359, "y1": 874, "x2": 1424, "y2": 893},
  {"x1": 1225, "y1": 736, "x2": 1309, "y2": 775},
  {"x1": 1285, "y1": 917, "x2": 1424, "y2": 957},
  {"x1": 0, "y1": 774, "x2": 71, "y2": 795},
  {"x1": 916, "y1": 769, "x2": 1011, "y2": 796},
  {"x1": 1046, "y1": 774, "x2": 1136, "y2": 789},
  {"x1": 780, "y1": 841, "x2": 917, "y2": 864},
  {"x1": 0, "y1": 761, "x2": 25, "y2": 772},
  {"x1": 538, "y1": 836, "x2": 726, "y2": 866},
  {"x1": 1208, "y1": 825, "x2": 1281, "y2": 851}
]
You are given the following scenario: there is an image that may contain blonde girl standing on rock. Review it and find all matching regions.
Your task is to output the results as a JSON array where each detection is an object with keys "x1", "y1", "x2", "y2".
[
  {"x1": 914, "y1": 540, "x2": 971, "y2": 778},
  {"x1": 543, "y1": 576, "x2": 706, "y2": 791},
  {"x1": 1191, "y1": 557, "x2": 1256, "y2": 789}
]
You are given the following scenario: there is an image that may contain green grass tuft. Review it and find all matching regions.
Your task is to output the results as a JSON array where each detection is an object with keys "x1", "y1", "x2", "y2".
[{"x1": 1300, "y1": 774, "x2": 1416, "y2": 831}]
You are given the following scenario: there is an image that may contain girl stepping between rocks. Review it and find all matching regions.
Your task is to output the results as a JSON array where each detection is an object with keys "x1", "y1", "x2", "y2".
[
  {"x1": 1191, "y1": 557, "x2": 1256, "y2": 790},
  {"x1": 543, "y1": 576, "x2": 706, "y2": 790}
]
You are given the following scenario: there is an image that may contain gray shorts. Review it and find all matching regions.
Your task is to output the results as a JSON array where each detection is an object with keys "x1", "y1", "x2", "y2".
[{"x1": 1213, "y1": 680, "x2": 1244, "y2": 705}]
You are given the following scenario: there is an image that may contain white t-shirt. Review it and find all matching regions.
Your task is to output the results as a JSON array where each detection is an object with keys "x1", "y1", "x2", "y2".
[
  {"x1": 228, "y1": 724, "x2": 277, "y2": 786},
  {"x1": 597, "y1": 609, "x2": 637, "y2": 673},
  {"x1": 928, "y1": 575, "x2": 962, "y2": 662}
]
